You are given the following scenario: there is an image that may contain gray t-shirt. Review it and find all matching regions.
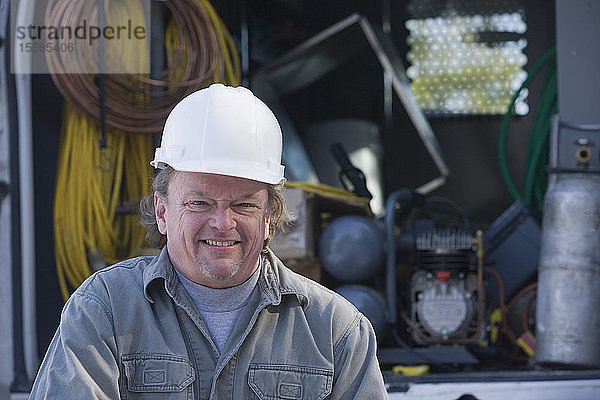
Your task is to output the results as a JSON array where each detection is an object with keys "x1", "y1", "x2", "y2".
[{"x1": 175, "y1": 265, "x2": 260, "y2": 353}]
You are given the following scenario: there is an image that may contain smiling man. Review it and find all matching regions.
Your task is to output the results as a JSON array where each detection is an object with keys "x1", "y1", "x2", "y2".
[
  {"x1": 156, "y1": 173, "x2": 270, "y2": 288},
  {"x1": 30, "y1": 84, "x2": 388, "y2": 399}
]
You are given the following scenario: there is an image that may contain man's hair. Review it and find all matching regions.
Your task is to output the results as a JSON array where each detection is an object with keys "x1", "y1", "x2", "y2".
[{"x1": 138, "y1": 166, "x2": 293, "y2": 250}]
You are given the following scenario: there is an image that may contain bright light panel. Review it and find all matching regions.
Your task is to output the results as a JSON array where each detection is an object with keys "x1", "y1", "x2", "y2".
[{"x1": 406, "y1": 12, "x2": 529, "y2": 116}]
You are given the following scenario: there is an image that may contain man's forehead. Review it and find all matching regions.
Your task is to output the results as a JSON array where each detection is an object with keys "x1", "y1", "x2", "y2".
[{"x1": 173, "y1": 171, "x2": 268, "y2": 197}]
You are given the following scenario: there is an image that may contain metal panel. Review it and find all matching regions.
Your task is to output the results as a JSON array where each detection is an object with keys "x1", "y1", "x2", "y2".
[
  {"x1": 554, "y1": 0, "x2": 600, "y2": 172},
  {"x1": 1, "y1": 0, "x2": 14, "y2": 396},
  {"x1": 12, "y1": 0, "x2": 38, "y2": 381},
  {"x1": 386, "y1": 370, "x2": 600, "y2": 399},
  {"x1": 555, "y1": 0, "x2": 600, "y2": 123},
  {"x1": 388, "y1": 378, "x2": 600, "y2": 400}
]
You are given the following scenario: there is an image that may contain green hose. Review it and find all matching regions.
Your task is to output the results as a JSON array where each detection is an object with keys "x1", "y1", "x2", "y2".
[
  {"x1": 498, "y1": 47, "x2": 557, "y2": 205},
  {"x1": 524, "y1": 67, "x2": 557, "y2": 209}
]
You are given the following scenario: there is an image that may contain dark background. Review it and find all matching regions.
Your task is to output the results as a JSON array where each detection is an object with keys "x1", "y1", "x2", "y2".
[{"x1": 32, "y1": 0, "x2": 555, "y2": 357}]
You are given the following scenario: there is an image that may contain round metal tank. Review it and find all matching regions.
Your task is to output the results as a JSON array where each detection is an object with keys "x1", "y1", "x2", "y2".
[
  {"x1": 319, "y1": 215, "x2": 384, "y2": 282},
  {"x1": 535, "y1": 174, "x2": 600, "y2": 367},
  {"x1": 336, "y1": 284, "x2": 387, "y2": 339}
]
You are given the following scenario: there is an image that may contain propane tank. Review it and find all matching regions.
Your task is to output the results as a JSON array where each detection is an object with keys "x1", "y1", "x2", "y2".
[
  {"x1": 535, "y1": 173, "x2": 600, "y2": 367},
  {"x1": 336, "y1": 284, "x2": 387, "y2": 339},
  {"x1": 319, "y1": 215, "x2": 384, "y2": 282}
]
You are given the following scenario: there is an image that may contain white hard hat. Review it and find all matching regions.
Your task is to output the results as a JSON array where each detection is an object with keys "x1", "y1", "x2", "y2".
[{"x1": 151, "y1": 83, "x2": 285, "y2": 184}]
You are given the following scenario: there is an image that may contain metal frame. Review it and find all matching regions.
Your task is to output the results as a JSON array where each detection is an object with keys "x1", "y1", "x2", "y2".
[{"x1": 254, "y1": 13, "x2": 449, "y2": 194}]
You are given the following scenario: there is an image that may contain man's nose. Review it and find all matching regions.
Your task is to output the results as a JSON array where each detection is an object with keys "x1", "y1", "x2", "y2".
[{"x1": 209, "y1": 206, "x2": 236, "y2": 231}]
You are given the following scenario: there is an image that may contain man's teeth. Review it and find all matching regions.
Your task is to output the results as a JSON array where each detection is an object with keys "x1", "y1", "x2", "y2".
[{"x1": 205, "y1": 240, "x2": 236, "y2": 247}]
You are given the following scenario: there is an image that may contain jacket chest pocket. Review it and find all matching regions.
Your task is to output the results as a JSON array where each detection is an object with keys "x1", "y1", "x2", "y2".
[
  {"x1": 122, "y1": 354, "x2": 195, "y2": 399},
  {"x1": 248, "y1": 364, "x2": 333, "y2": 400}
]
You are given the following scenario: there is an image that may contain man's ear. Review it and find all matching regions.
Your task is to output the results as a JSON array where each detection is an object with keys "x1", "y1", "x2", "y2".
[{"x1": 154, "y1": 193, "x2": 167, "y2": 235}]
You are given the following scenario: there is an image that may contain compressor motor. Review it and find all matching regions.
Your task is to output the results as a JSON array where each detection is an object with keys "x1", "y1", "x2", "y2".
[{"x1": 409, "y1": 230, "x2": 483, "y2": 344}]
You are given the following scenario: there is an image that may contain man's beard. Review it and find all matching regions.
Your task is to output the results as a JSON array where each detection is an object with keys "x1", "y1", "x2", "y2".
[{"x1": 197, "y1": 257, "x2": 244, "y2": 281}]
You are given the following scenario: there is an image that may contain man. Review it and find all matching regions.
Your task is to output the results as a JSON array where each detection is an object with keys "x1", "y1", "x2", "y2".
[{"x1": 30, "y1": 84, "x2": 388, "y2": 399}]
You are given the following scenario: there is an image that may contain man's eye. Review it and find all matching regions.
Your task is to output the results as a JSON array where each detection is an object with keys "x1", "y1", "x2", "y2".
[
  {"x1": 236, "y1": 203, "x2": 253, "y2": 208},
  {"x1": 190, "y1": 200, "x2": 208, "y2": 206}
]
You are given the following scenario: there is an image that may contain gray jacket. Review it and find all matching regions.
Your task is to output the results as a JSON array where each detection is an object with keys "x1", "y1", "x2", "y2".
[{"x1": 30, "y1": 248, "x2": 388, "y2": 399}]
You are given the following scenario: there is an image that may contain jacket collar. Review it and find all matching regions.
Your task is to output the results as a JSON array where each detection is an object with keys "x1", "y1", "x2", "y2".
[
  {"x1": 260, "y1": 248, "x2": 310, "y2": 309},
  {"x1": 143, "y1": 247, "x2": 178, "y2": 303},
  {"x1": 143, "y1": 247, "x2": 309, "y2": 308}
]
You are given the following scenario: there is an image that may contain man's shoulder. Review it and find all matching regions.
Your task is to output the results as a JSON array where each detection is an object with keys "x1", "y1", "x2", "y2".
[
  {"x1": 274, "y1": 259, "x2": 367, "y2": 349},
  {"x1": 75, "y1": 255, "x2": 157, "y2": 300},
  {"x1": 275, "y1": 257, "x2": 360, "y2": 317}
]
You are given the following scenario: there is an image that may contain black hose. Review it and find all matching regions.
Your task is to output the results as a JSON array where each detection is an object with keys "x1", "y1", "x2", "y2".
[
  {"x1": 330, "y1": 142, "x2": 373, "y2": 199},
  {"x1": 385, "y1": 189, "x2": 425, "y2": 323}
]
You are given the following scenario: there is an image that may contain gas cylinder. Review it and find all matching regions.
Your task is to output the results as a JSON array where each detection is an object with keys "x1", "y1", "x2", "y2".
[
  {"x1": 535, "y1": 173, "x2": 600, "y2": 367},
  {"x1": 336, "y1": 284, "x2": 387, "y2": 339},
  {"x1": 319, "y1": 215, "x2": 384, "y2": 282}
]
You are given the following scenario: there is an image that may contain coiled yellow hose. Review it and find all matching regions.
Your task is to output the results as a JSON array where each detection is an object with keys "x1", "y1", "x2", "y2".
[{"x1": 53, "y1": 0, "x2": 240, "y2": 300}]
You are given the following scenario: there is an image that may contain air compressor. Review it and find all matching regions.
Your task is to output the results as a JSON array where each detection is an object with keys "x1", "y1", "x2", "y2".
[
  {"x1": 407, "y1": 230, "x2": 483, "y2": 344},
  {"x1": 318, "y1": 190, "x2": 485, "y2": 346}
]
